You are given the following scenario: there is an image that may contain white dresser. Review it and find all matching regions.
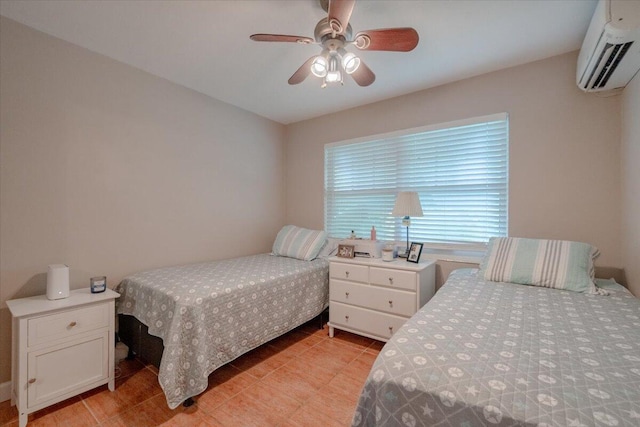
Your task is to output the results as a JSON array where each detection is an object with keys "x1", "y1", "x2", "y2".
[
  {"x1": 6, "y1": 288, "x2": 119, "y2": 427},
  {"x1": 328, "y1": 257, "x2": 435, "y2": 342}
]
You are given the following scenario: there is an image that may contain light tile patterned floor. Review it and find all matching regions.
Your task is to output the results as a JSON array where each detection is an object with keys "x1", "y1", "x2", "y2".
[{"x1": 0, "y1": 321, "x2": 382, "y2": 427}]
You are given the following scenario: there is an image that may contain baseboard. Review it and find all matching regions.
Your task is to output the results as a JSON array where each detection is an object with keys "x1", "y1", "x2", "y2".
[{"x1": 0, "y1": 381, "x2": 11, "y2": 402}]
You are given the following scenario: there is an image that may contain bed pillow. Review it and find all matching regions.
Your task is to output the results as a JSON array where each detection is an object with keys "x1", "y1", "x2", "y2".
[
  {"x1": 272, "y1": 225, "x2": 328, "y2": 261},
  {"x1": 479, "y1": 237, "x2": 606, "y2": 294}
]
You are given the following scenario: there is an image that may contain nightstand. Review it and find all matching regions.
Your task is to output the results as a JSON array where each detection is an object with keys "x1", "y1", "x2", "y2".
[
  {"x1": 6, "y1": 288, "x2": 119, "y2": 427},
  {"x1": 328, "y1": 257, "x2": 435, "y2": 342}
]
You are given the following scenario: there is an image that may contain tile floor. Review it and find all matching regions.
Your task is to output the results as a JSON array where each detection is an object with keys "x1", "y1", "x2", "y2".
[{"x1": 0, "y1": 321, "x2": 383, "y2": 427}]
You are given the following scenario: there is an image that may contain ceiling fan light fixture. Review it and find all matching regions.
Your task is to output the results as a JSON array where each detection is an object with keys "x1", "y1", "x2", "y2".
[
  {"x1": 250, "y1": 0, "x2": 416, "y2": 87},
  {"x1": 324, "y1": 55, "x2": 343, "y2": 85},
  {"x1": 341, "y1": 51, "x2": 360, "y2": 74},
  {"x1": 326, "y1": 70, "x2": 342, "y2": 83},
  {"x1": 310, "y1": 55, "x2": 328, "y2": 78}
]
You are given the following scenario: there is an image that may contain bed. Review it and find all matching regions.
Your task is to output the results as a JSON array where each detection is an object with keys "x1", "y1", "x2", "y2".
[
  {"x1": 115, "y1": 226, "x2": 333, "y2": 409},
  {"x1": 352, "y1": 238, "x2": 640, "y2": 427}
]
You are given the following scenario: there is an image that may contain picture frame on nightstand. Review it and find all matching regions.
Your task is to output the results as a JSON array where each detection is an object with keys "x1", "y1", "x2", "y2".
[
  {"x1": 337, "y1": 244, "x2": 355, "y2": 258},
  {"x1": 407, "y1": 242, "x2": 423, "y2": 263}
]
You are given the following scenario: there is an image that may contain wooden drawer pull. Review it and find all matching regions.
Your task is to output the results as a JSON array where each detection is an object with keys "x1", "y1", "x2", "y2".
[
  {"x1": 388, "y1": 326, "x2": 393, "y2": 333},
  {"x1": 388, "y1": 300, "x2": 393, "y2": 307},
  {"x1": 345, "y1": 271, "x2": 350, "y2": 278},
  {"x1": 388, "y1": 277, "x2": 394, "y2": 284},
  {"x1": 68, "y1": 321, "x2": 77, "y2": 328},
  {"x1": 345, "y1": 315, "x2": 349, "y2": 321},
  {"x1": 28, "y1": 378, "x2": 36, "y2": 384},
  {"x1": 345, "y1": 292, "x2": 349, "y2": 298}
]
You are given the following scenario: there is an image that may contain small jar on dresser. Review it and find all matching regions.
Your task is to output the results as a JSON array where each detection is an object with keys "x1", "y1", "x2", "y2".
[
  {"x1": 328, "y1": 256, "x2": 436, "y2": 342},
  {"x1": 6, "y1": 288, "x2": 119, "y2": 427}
]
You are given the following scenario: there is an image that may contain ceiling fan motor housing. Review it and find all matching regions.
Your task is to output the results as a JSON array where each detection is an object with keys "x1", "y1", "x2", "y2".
[{"x1": 315, "y1": 17, "x2": 352, "y2": 50}]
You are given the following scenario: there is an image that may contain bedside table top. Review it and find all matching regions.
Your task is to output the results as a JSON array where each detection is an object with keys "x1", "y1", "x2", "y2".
[
  {"x1": 6, "y1": 288, "x2": 120, "y2": 318},
  {"x1": 328, "y1": 256, "x2": 435, "y2": 272}
]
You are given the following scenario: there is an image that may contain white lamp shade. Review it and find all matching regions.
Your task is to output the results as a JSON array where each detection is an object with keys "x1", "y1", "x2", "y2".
[
  {"x1": 326, "y1": 70, "x2": 341, "y2": 82},
  {"x1": 342, "y1": 52, "x2": 360, "y2": 74},
  {"x1": 392, "y1": 191, "x2": 423, "y2": 217},
  {"x1": 310, "y1": 56, "x2": 328, "y2": 77}
]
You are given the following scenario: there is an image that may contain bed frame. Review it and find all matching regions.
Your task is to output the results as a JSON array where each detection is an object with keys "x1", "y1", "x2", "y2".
[{"x1": 118, "y1": 314, "x2": 163, "y2": 368}]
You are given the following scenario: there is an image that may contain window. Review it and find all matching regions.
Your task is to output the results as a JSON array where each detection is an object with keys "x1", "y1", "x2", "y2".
[{"x1": 324, "y1": 113, "x2": 508, "y2": 246}]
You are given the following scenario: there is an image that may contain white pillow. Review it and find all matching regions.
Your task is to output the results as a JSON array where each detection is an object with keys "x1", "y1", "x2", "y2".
[{"x1": 272, "y1": 225, "x2": 327, "y2": 261}]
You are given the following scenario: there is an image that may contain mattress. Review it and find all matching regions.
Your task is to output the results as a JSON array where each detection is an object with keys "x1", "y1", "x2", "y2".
[
  {"x1": 352, "y1": 269, "x2": 640, "y2": 426},
  {"x1": 116, "y1": 253, "x2": 329, "y2": 409}
]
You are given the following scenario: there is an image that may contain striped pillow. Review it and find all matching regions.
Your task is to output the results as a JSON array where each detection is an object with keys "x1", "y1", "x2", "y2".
[
  {"x1": 272, "y1": 225, "x2": 327, "y2": 261},
  {"x1": 479, "y1": 237, "x2": 606, "y2": 294}
]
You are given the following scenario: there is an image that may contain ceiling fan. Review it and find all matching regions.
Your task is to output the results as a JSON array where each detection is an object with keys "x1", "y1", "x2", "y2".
[{"x1": 250, "y1": 0, "x2": 419, "y2": 87}]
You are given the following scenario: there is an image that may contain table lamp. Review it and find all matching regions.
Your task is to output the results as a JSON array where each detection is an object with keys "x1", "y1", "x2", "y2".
[{"x1": 392, "y1": 191, "x2": 423, "y2": 258}]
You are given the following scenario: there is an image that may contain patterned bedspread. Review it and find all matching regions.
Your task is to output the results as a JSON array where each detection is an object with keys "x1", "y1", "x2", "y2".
[
  {"x1": 116, "y1": 253, "x2": 329, "y2": 409},
  {"x1": 353, "y1": 269, "x2": 640, "y2": 426}
]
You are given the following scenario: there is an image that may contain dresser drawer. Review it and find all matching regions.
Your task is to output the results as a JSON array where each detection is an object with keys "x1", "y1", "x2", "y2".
[
  {"x1": 369, "y1": 267, "x2": 416, "y2": 291},
  {"x1": 330, "y1": 302, "x2": 407, "y2": 340},
  {"x1": 330, "y1": 262, "x2": 368, "y2": 283},
  {"x1": 28, "y1": 304, "x2": 111, "y2": 347},
  {"x1": 330, "y1": 280, "x2": 416, "y2": 317}
]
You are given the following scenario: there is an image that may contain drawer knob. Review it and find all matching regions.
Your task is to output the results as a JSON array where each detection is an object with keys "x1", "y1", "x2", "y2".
[
  {"x1": 345, "y1": 292, "x2": 349, "y2": 298},
  {"x1": 345, "y1": 315, "x2": 349, "y2": 321},
  {"x1": 388, "y1": 326, "x2": 393, "y2": 333},
  {"x1": 68, "y1": 321, "x2": 77, "y2": 328},
  {"x1": 28, "y1": 378, "x2": 36, "y2": 384},
  {"x1": 388, "y1": 277, "x2": 394, "y2": 284},
  {"x1": 345, "y1": 271, "x2": 350, "y2": 278},
  {"x1": 388, "y1": 300, "x2": 393, "y2": 307}
]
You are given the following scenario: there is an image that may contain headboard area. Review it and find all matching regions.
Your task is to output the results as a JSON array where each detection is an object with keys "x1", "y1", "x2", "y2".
[
  {"x1": 437, "y1": 262, "x2": 627, "y2": 291},
  {"x1": 594, "y1": 267, "x2": 627, "y2": 288}
]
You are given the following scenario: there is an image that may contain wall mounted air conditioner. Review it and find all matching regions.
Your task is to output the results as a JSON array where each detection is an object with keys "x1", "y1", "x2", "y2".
[{"x1": 577, "y1": 0, "x2": 640, "y2": 93}]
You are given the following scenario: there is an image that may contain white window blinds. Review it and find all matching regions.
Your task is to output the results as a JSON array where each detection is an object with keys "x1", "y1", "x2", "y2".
[{"x1": 324, "y1": 113, "x2": 508, "y2": 245}]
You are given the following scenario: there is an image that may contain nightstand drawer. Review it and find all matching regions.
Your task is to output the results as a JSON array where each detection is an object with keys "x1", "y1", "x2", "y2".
[
  {"x1": 330, "y1": 262, "x2": 368, "y2": 283},
  {"x1": 330, "y1": 280, "x2": 416, "y2": 317},
  {"x1": 369, "y1": 267, "x2": 416, "y2": 291},
  {"x1": 28, "y1": 304, "x2": 111, "y2": 347},
  {"x1": 330, "y1": 302, "x2": 407, "y2": 340}
]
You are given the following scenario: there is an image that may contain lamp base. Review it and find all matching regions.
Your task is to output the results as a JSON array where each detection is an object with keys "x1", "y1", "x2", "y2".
[{"x1": 398, "y1": 251, "x2": 409, "y2": 259}]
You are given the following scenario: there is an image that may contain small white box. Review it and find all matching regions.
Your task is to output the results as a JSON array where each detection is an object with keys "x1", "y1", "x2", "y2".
[{"x1": 46, "y1": 264, "x2": 70, "y2": 300}]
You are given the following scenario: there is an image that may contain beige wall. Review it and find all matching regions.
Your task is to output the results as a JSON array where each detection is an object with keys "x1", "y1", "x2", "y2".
[
  {"x1": 1, "y1": 13, "x2": 634, "y2": 391},
  {"x1": 621, "y1": 75, "x2": 640, "y2": 296},
  {"x1": 0, "y1": 18, "x2": 286, "y2": 384},
  {"x1": 286, "y1": 52, "x2": 622, "y2": 269}
]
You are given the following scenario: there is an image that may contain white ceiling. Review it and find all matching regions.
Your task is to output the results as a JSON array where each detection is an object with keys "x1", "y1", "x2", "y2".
[{"x1": 0, "y1": 0, "x2": 597, "y2": 124}]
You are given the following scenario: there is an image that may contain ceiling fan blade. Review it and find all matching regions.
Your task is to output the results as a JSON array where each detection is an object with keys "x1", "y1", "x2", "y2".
[
  {"x1": 250, "y1": 34, "x2": 314, "y2": 44},
  {"x1": 328, "y1": 0, "x2": 356, "y2": 34},
  {"x1": 350, "y1": 60, "x2": 375, "y2": 87},
  {"x1": 288, "y1": 56, "x2": 316, "y2": 85},
  {"x1": 354, "y1": 28, "x2": 419, "y2": 52}
]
